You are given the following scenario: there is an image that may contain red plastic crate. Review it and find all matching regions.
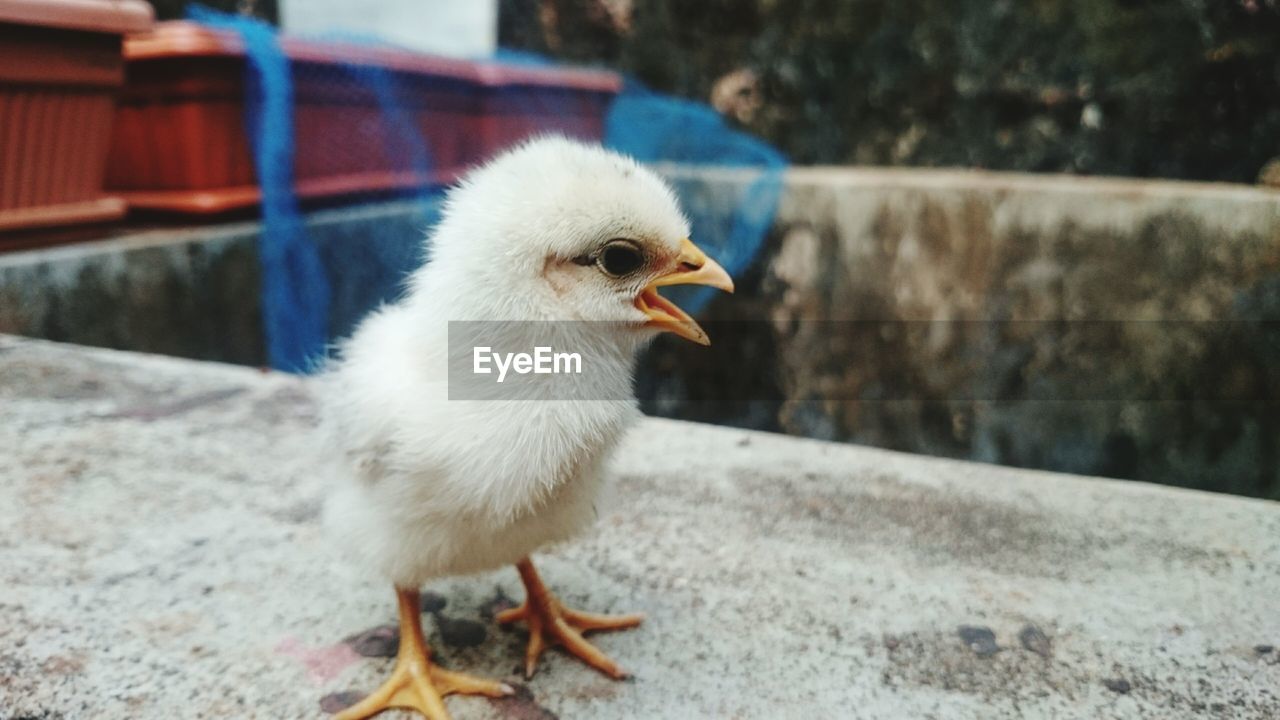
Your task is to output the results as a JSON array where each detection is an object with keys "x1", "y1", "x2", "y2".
[
  {"x1": 476, "y1": 63, "x2": 622, "y2": 158},
  {"x1": 0, "y1": 0, "x2": 152, "y2": 233},
  {"x1": 106, "y1": 22, "x2": 621, "y2": 215}
]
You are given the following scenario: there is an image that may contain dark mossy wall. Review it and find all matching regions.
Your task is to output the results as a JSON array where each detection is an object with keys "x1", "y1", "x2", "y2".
[
  {"x1": 500, "y1": 0, "x2": 1280, "y2": 184},
  {"x1": 637, "y1": 168, "x2": 1280, "y2": 499},
  {"x1": 144, "y1": 0, "x2": 278, "y2": 22}
]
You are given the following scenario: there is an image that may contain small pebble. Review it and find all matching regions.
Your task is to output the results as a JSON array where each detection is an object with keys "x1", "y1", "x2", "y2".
[
  {"x1": 1018, "y1": 624, "x2": 1051, "y2": 657},
  {"x1": 487, "y1": 683, "x2": 557, "y2": 719},
  {"x1": 957, "y1": 625, "x2": 1000, "y2": 657},
  {"x1": 319, "y1": 690, "x2": 365, "y2": 714},
  {"x1": 435, "y1": 615, "x2": 487, "y2": 648},
  {"x1": 420, "y1": 591, "x2": 447, "y2": 614},
  {"x1": 343, "y1": 625, "x2": 398, "y2": 658},
  {"x1": 1103, "y1": 678, "x2": 1132, "y2": 694}
]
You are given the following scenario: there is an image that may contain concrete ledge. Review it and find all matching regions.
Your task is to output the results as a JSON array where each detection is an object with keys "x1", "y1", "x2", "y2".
[
  {"x1": 0, "y1": 199, "x2": 441, "y2": 368},
  {"x1": 2, "y1": 336, "x2": 1278, "y2": 718}
]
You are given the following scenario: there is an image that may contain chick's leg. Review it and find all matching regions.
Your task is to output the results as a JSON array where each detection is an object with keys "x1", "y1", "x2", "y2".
[
  {"x1": 335, "y1": 587, "x2": 512, "y2": 720},
  {"x1": 496, "y1": 557, "x2": 644, "y2": 680}
]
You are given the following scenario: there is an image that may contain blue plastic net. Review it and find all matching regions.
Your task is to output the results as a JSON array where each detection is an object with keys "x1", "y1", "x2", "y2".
[
  {"x1": 606, "y1": 81, "x2": 786, "y2": 314},
  {"x1": 189, "y1": 7, "x2": 332, "y2": 373},
  {"x1": 188, "y1": 6, "x2": 784, "y2": 373}
]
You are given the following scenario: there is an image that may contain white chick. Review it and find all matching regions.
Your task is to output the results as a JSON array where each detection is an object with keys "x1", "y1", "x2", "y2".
[{"x1": 320, "y1": 136, "x2": 733, "y2": 720}]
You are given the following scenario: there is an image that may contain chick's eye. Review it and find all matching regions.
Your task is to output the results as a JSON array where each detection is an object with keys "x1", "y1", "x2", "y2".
[{"x1": 598, "y1": 241, "x2": 645, "y2": 277}]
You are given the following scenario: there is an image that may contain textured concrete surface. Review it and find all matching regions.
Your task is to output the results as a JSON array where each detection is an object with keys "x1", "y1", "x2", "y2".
[{"x1": 2, "y1": 335, "x2": 1279, "y2": 719}]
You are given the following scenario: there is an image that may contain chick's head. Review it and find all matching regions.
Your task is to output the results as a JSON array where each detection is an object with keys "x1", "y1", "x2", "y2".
[{"x1": 421, "y1": 136, "x2": 733, "y2": 347}]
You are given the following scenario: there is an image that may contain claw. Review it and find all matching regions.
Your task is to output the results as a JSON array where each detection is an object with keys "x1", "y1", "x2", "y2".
[
  {"x1": 499, "y1": 557, "x2": 643, "y2": 680},
  {"x1": 335, "y1": 588, "x2": 512, "y2": 720}
]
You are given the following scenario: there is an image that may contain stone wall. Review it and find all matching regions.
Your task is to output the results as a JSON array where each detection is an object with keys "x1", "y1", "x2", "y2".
[
  {"x1": 3, "y1": 169, "x2": 1278, "y2": 497},
  {"x1": 0, "y1": 201, "x2": 436, "y2": 367},
  {"x1": 651, "y1": 167, "x2": 1280, "y2": 498}
]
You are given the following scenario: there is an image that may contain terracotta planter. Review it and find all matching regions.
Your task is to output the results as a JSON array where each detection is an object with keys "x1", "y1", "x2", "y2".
[
  {"x1": 0, "y1": 0, "x2": 152, "y2": 233},
  {"x1": 106, "y1": 22, "x2": 621, "y2": 215},
  {"x1": 478, "y1": 64, "x2": 621, "y2": 160}
]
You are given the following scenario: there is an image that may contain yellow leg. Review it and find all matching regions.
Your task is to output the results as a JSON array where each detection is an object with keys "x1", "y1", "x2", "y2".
[
  {"x1": 496, "y1": 557, "x2": 644, "y2": 680},
  {"x1": 335, "y1": 587, "x2": 512, "y2": 720}
]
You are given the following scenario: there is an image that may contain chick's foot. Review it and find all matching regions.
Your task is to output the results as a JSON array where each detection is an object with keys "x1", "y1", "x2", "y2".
[
  {"x1": 335, "y1": 587, "x2": 512, "y2": 720},
  {"x1": 497, "y1": 557, "x2": 644, "y2": 680}
]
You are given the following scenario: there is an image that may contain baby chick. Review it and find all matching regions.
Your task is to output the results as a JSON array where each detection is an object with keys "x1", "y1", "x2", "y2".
[{"x1": 321, "y1": 137, "x2": 732, "y2": 719}]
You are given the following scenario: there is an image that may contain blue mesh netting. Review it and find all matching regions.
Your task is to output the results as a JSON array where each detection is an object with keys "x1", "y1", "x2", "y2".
[
  {"x1": 188, "y1": 7, "x2": 784, "y2": 373},
  {"x1": 606, "y1": 80, "x2": 786, "y2": 314}
]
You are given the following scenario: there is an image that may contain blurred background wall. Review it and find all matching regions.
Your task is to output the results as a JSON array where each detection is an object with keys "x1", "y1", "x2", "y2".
[
  {"x1": 146, "y1": 0, "x2": 278, "y2": 22},
  {"x1": 143, "y1": 1, "x2": 1280, "y2": 184},
  {"x1": 498, "y1": 0, "x2": 1280, "y2": 185}
]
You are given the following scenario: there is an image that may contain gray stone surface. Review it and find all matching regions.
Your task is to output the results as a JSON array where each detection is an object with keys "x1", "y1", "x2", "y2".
[{"x1": 2, "y1": 335, "x2": 1279, "y2": 719}]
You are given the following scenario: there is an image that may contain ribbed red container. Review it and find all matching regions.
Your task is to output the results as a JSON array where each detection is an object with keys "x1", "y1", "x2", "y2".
[
  {"x1": 0, "y1": 0, "x2": 152, "y2": 232},
  {"x1": 478, "y1": 64, "x2": 621, "y2": 158},
  {"x1": 106, "y1": 22, "x2": 621, "y2": 215}
]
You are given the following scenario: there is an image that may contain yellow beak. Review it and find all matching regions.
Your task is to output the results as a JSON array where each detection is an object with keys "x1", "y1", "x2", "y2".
[{"x1": 635, "y1": 238, "x2": 734, "y2": 346}]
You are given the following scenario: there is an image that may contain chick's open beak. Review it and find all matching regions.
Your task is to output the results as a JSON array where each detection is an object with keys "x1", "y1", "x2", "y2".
[{"x1": 635, "y1": 238, "x2": 734, "y2": 345}]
